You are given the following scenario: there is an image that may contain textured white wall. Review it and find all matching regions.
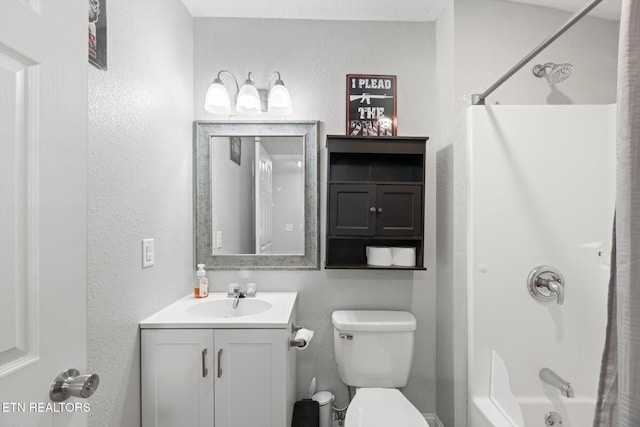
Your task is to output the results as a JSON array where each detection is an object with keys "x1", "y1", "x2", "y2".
[
  {"x1": 87, "y1": 1, "x2": 193, "y2": 426},
  {"x1": 194, "y1": 18, "x2": 438, "y2": 413},
  {"x1": 456, "y1": 0, "x2": 619, "y2": 106},
  {"x1": 434, "y1": 3, "x2": 457, "y2": 426}
]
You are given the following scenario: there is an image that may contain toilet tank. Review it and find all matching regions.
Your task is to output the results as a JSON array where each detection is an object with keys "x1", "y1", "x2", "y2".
[{"x1": 332, "y1": 310, "x2": 417, "y2": 388}]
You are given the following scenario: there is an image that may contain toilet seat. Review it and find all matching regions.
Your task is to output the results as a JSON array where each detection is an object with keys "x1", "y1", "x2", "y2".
[{"x1": 345, "y1": 388, "x2": 428, "y2": 427}]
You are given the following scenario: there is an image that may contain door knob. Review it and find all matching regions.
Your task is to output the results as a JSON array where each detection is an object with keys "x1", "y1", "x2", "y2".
[{"x1": 50, "y1": 369, "x2": 100, "y2": 402}]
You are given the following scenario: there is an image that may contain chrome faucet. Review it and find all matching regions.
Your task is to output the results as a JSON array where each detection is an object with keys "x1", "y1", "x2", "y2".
[
  {"x1": 539, "y1": 368, "x2": 574, "y2": 398},
  {"x1": 231, "y1": 287, "x2": 241, "y2": 309},
  {"x1": 227, "y1": 283, "x2": 257, "y2": 309}
]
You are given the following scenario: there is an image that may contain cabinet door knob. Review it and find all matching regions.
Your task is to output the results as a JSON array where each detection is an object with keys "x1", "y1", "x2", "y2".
[
  {"x1": 377, "y1": 207, "x2": 383, "y2": 213},
  {"x1": 369, "y1": 207, "x2": 377, "y2": 213}
]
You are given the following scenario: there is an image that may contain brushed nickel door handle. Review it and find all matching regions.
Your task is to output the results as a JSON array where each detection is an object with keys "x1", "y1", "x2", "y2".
[{"x1": 50, "y1": 369, "x2": 100, "y2": 402}]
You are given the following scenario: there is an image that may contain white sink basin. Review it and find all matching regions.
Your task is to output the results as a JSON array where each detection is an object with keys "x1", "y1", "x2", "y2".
[
  {"x1": 139, "y1": 292, "x2": 297, "y2": 329},
  {"x1": 187, "y1": 298, "x2": 272, "y2": 318}
]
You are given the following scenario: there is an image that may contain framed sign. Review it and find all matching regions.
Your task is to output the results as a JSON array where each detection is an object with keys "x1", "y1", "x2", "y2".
[
  {"x1": 346, "y1": 74, "x2": 396, "y2": 136},
  {"x1": 89, "y1": 0, "x2": 107, "y2": 70}
]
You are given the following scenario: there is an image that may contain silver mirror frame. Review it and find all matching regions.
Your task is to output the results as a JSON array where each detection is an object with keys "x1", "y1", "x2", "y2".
[{"x1": 194, "y1": 120, "x2": 319, "y2": 270}]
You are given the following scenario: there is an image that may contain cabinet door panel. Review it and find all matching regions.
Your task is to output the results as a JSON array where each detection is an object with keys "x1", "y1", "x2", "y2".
[
  {"x1": 376, "y1": 185, "x2": 423, "y2": 236},
  {"x1": 215, "y1": 329, "x2": 286, "y2": 427},
  {"x1": 329, "y1": 184, "x2": 376, "y2": 236},
  {"x1": 141, "y1": 329, "x2": 214, "y2": 427}
]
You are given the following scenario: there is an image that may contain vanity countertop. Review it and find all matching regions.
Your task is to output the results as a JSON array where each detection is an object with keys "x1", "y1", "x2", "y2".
[{"x1": 139, "y1": 292, "x2": 297, "y2": 329}]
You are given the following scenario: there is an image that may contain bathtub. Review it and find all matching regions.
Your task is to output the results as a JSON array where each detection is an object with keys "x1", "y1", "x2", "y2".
[
  {"x1": 472, "y1": 396, "x2": 597, "y2": 427},
  {"x1": 467, "y1": 105, "x2": 615, "y2": 427}
]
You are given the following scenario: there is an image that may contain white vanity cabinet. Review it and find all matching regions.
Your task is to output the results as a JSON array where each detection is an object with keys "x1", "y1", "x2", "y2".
[
  {"x1": 140, "y1": 292, "x2": 298, "y2": 427},
  {"x1": 141, "y1": 327, "x2": 295, "y2": 427},
  {"x1": 141, "y1": 329, "x2": 214, "y2": 427},
  {"x1": 214, "y1": 328, "x2": 290, "y2": 427}
]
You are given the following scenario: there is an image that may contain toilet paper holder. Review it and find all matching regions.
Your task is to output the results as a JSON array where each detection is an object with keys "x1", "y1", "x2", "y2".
[
  {"x1": 289, "y1": 339, "x2": 306, "y2": 348},
  {"x1": 289, "y1": 325, "x2": 310, "y2": 348}
]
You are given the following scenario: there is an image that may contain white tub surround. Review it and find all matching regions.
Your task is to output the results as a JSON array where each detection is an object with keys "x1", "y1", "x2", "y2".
[
  {"x1": 467, "y1": 105, "x2": 616, "y2": 426},
  {"x1": 139, "y1": 292, "x2": 297, "y2": 329}
]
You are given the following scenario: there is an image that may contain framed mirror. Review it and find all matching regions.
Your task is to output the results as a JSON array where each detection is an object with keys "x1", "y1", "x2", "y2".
[{"x1": 194, "y1": 121, "x2": 319, "y2": 270}]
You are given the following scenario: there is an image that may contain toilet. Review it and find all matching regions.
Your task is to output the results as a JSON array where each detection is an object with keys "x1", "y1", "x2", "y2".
[{"x1": 332, "y1": 310, "x2": 428, "y2": 427}]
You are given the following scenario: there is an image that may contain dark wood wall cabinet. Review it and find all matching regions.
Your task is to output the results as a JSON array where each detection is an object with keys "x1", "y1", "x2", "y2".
[{"x1": 325, "y1": 135, "x2": 428, "y2": 270}]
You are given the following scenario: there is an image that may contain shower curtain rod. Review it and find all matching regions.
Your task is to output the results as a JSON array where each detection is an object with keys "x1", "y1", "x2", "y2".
[{"x1": 471, "y1": 0, "x2": 604, "y2": 105}]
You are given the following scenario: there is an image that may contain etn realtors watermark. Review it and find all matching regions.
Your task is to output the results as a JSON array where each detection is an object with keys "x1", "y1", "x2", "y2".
[{"x1": 2, "y1": 401, "x2": 91, "y2": 413}]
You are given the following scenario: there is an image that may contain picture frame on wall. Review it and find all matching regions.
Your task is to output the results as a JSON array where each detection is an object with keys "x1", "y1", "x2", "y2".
[
  {"x1": 346, "y1": 74, "x2": 397, "y2": 136},
  {"x1": 230, "y1": 137, "x2": 241, "y2": 165},
  {"x1": 89, "y1": 0, "x2": 107, "y2": 70}
]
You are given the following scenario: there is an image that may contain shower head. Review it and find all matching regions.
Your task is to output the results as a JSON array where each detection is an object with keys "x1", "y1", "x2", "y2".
[{"x1": 532, "y1": 62, "x2": 573, "y2": 84}]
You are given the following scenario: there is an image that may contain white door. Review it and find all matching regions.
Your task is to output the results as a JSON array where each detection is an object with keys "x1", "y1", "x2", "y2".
[
  {"x1": 255, "y1": 140, "x2": 273, "y2": 254},
  {"x1": 140, "y1": 329, "x2": 215, "y2": 427},
  {"x1": 0, "y1": 1, "x2": 88, "y2": 425}
]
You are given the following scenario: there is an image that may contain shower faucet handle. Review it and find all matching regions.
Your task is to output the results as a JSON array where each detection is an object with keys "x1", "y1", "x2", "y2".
[
  {"x1": 544, "y1": 278, "x2": 565, "y2": 305},
  {"x1": 527, "y1": 266, "x2": 565, "y2": 305}
]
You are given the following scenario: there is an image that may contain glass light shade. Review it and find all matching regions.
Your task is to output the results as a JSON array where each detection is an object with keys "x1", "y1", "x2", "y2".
[
  {"x1": 268, "y1": 84, "x2": 293, "y2": 116},
  {"x1": 204, "y1": 82, "x2": 231, "y2": 115},
  {"x1": 235, "y1": 83, "x2": 262, "y2": 116}
]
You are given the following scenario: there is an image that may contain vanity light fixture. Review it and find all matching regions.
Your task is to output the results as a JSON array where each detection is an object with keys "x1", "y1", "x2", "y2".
[
  {"x1": 204, "y1": 70, "x2": 237, "y2": 115},
  {"x1": 235, "y1": 72, "x2": 262, "y2": 116},
  {"x1": 204, "y1": 70, "x2": 293, "y2": 117},
  {"x1": 267, "y1": 71, "x2": 293, "y2": 117}
]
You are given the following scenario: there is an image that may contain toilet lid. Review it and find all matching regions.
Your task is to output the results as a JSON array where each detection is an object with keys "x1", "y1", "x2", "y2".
[{"x1": 345, "y1": 388, "x2": 428, "y2": 427}]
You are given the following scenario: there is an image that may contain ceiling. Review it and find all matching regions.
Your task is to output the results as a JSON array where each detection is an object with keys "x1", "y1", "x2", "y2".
[
  {"x1": 509, "y1": 0, "x2": 621, "y2": 20},
  {"x1": 181, "y1": 0, "x2": 446, "y2": 21},
  {"x1": 180, "y1": 0, "x2": 621, "y2": 21}
]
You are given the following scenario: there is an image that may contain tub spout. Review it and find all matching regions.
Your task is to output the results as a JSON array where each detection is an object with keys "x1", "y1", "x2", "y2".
[
  {"x1": 539, "y1": 368, "x2": 574, "y2": 398},
  {"x1": 562, "y1": 383, "x2": 575, "y2": 398}
]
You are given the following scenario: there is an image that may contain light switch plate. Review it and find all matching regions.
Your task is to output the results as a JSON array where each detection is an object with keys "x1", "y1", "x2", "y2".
[
  {"x1": 142, "y1": 238, "x2": 154, "y2": 268},
  {"x1": 216, "y1": 231, "x2": 222, "y2": 249}
]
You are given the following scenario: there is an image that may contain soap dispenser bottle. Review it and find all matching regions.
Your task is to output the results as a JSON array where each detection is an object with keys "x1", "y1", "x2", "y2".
[{"x1": 194, "y1": 264, "x2": 208, "y2": 298}]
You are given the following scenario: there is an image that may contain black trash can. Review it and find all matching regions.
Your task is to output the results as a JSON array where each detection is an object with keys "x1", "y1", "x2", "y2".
[{"x1": 291, "y1": 398, "x2": 320, "y2": 427}]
